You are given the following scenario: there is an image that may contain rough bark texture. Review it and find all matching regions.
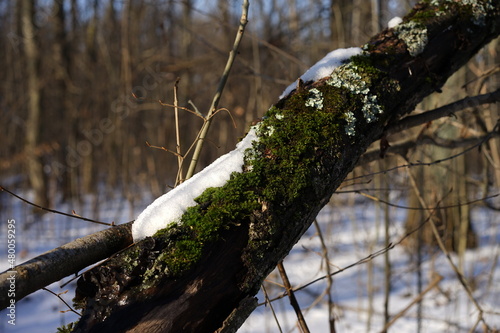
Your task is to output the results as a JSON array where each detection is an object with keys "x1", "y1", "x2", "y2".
[
  {"x1": 73, "y1": 1, "x2": 500, "y2": 332},
  {"x1": 0, "y1": 222, "x2": 133, "y2": 309}
]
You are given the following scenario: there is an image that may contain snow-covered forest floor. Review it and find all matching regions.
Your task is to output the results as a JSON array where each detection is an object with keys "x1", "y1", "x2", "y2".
[{"x1": 0, "y1": 187, "x2": 499, "y2": 332}]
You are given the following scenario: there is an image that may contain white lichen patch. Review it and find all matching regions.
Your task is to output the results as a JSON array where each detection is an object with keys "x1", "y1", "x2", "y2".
[
  {"x1": 362, "y1": 94, "x2": 383, "y2": 123},
  {"x1": 430, "y1": 0, "x2": 493, "y2": 26},
  {"x1": 344, "y1": 111, "x2": 356, "y2": 136},
  {"x1": 393, "y1": 21, "x2": 428, "y2": 57},
  {"x1": 255, "y1": 123, "x2": 274, "y2": 137},
  {"x1": 327, "y1": 62, "x2": 384, "y2": 135},
  {"x1": 305, "y1": 88, "x2": 324, "y2": 110},
  {"x1": 458, "y1": 0, "x2": 494, "y2": 25}
]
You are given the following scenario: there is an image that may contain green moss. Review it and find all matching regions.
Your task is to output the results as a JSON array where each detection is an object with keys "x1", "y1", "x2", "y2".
[
  {"x1": 253, "y1": 92, "x2": 346, "y2": 202},
  {"x1": 350, "y1": 55, "x2": 383, "y2": 76},
  {"x1": 413, "y1": 0, "x2": 494, "y2": 27},
  {"x1": 138, "y1": 170, "x2": 262, "y2": 279},
  {"x1": 119, "y1": 49, "x2": 401, "y2": 290},
  {"x1": 56, "y1": 322, "x2": 77, "y2": 333}
]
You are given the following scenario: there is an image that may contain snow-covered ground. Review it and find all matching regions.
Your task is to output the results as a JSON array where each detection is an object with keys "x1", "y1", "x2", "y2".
[{"x1": 0, "y1": 188, "x2": 499, "y2": 332}]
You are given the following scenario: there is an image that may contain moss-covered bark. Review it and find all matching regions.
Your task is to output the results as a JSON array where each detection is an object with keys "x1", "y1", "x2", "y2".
[{"x1": 72, "y1": 1, "x2": 500, "y2": 332}]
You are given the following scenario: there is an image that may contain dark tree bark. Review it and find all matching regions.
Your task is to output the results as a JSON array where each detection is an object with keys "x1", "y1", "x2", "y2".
[
  {"x1": 70, "y1": 1, "x2": 500, "y2": 332},
  {"x1": 0, "y1": 222, "x2": 133, "y2": 310}
]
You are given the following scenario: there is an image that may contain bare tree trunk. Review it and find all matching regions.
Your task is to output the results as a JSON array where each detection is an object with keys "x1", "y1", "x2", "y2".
[
  {"x1": 179, "y1": 0, "x2": 193, "y2": 101},
  {"x1": 329, "y1": 0, "x2": 345, "y2": 48},
  {"x1": 22, "y1": 0, "x2": 48, "y2": 209}
]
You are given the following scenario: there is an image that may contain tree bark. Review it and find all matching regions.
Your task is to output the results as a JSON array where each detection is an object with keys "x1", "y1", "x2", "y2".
[
  {"x1": 0, "y1": 222, "x2": 133, "y2": 309},
  {"x1": 71, "y1": 1, "x2": 500, "y2": 332}
]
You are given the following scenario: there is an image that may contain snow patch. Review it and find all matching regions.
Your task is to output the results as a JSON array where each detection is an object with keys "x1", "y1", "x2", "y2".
[
  {"x1": 279, "y1": 47, "x2": 363, "y2": 99},
  {"x1": 388, "y1": 16, "x2": 403, "y2": 28},
  {"x1": 132, "y1": 127, "x2": 259, "y2": 241}
]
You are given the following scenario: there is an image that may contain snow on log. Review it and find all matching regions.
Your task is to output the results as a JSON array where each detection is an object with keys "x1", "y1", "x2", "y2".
[
  {"x1": 280, "y1": 47, "x2": 362, "y2": 99},
  {"x1": 132, "y1": 128, "x2": 259, "y2": 241}
]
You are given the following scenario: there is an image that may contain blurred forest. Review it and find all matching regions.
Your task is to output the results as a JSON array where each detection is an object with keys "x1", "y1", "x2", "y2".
[{"x1": 0, "y1": 0, "x2": 499, "y2": 249}]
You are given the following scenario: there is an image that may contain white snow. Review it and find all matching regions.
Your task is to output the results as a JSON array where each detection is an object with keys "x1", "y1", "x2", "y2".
[
  {"x1": 1, "y1": 188, "x2": 500, "y2": 332},
  {"x1": 279, "y1": 47, "x2": 363, "y2": 99},
  {"x1": 131, "y1": 127, "x2": 259, "y2": 241},
  {"x1": 388, "y1": 16, "x2": 403, "y2": 28}
]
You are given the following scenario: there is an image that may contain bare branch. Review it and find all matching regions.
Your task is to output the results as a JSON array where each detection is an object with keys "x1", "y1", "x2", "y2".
[
  {"x1": 277, "y1": 261, "x2": 311, "y2": 333},
  {"x1": 358, "y1": 130, "x2": 500, "y2": 170},
  {"x1": 357, "y1": 191, "x2": 499, "y2": 210},
  {"x1": 0, "y1": 186, "x2": 114, "y2": 226},
  {"x1": 42, "y1": 288, "x2": 82, "y2": 317},
  {"x1": 385, "y1": 88, "x2": 500, "y2": 136},
  {"x1": 407, "y1": 167, "x2": 490, "y2": 330},
  {"x1": 0, "y1": 222, "x2": 133, "y2": 309},
  {"x1": 174, "y1": 77, "x2": 184, "y2": 185},
  {"x1": 185, "y1": 0, "x2": 250, "y2": 179},
  {"x1": 380, "y1": 275, "x2": 444, "y2": 332}
]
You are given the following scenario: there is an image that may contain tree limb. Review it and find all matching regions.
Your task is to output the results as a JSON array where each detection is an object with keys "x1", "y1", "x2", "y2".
[
  {"x1": 385, "y1": 88, "x2": 500, "y2": 136},
  {"x1": 0, "y1": 222, "x2": 132, "y2": 309},
  {"x1": 359, "y1": 130, "x2": 500, "y2": 165}
]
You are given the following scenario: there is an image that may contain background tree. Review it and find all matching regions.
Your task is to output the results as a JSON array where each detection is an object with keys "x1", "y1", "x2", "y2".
[{"x1": 21, "y1": 0, "x2": 48, "y2": 210}]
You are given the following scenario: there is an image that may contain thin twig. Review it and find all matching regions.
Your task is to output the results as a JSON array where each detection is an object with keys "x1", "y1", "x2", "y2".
[
  {"x1": 406, "y1": 168, "x2": 491, "y2": 331},
  {"x1": 145, "y1": 141, "x2": 183, "y2": 157},
  {"x1": 277, "y1": 261, "x2": 310, "y2": 333},
  {"x1": 0, "y1": 186, "x2": 114, "y2": 226},
  {"x1": 42, "y1": 288, "x2": 82, "y2": 317},
  {"x1": 314, "y1": 219, "x2": 336, "y2": 333},
  {"x1": 158, "y1": 101, "x2": 206, "y2": 120},
  {"x1": 379, "y1": 275, "x2": 443, "y2": 332},
  {"x1": 188, "y1": 100, "x2": 203, "y2": 117},
  {"x1": 174, "y1": 78, "x2": 184, "y2": 185},
  {"x1": 185, "y1": 0, "x2": 249, "y2": 179},
  {"x1": 357, "y1": 191, "x2": 499, "y2": 210},
  {"x1": 157, "y1": 103, "x2": 237, "y2": 186},
  {"x1": 260, "y1": 186, "x2": 496, "y2": 305},
  {"x1": 261, "y1": 284, "x2": 283, "y2": 333},
  {"x1": 359, "y1": 131, "x2": 500, "y2": 165},
  {"x1": 354, "y1": 126, "x2": 500, "y2": 180}
]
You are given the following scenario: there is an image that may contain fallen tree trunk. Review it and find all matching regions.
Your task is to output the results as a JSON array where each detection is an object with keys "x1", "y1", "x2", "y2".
[{"x1": 71, "y1": 1, "x2": 499, "y2": 332}]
